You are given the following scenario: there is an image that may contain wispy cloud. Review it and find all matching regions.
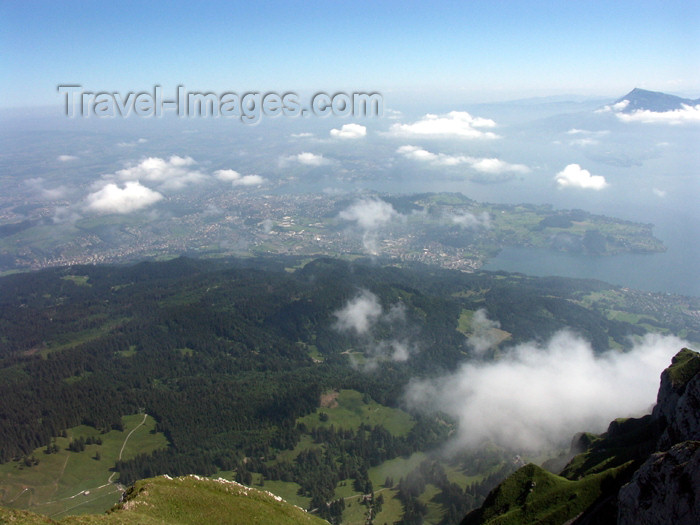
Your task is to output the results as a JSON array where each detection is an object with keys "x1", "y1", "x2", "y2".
[
  {"x1": 397, "y1": 145, "x2": 529, "y2": 174},
  {"x1": 25, "y1": 177, "x2": 69, "y2": 200},
  {"x1": 466, "y1": 309, "x2": 503, "y2": 355},
  {"x1": 338, "y1": 197, "x2": 402, "y2": 253},
  {"x1": 334, "y1": 290, "x2": 415, "y2": 368},
  {"x1": 389, "y1": 111, "x2": 499, "y2": 139},
  {"x1": 214, "y1": 169, "x2": 266, "y2": 186},
  {"x1": 555, "y1": 164, "x2": 608, "y2": 190},
  {"x1": 447, "y1": 211, "x2": 491, "y2": 229},
  {"x1": 333, "y1": 289, "x2": 383, "y2": 335},
  {"x1": 57, "y1": 154, "x2": 78, "y2": 162},
  {"x1": 117, "y1": 138, "x2": 148, "y2": 147}
]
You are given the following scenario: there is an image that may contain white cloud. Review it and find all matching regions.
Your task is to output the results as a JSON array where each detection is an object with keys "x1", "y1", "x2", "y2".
[
  {"x1": 57, "y1": 155, "x2": 78, "y2": 162},
  {"x1": 85, "y1": 181, "x2": 163, "y2": 214},
  {"x1": 397, "y1": 145, "x2": 529, "y2": 174},
  {"x1": 214, "y1": 169, "x2": 242, "y2": 181},
  {"x1": 597, "y1": 99, "x2": 700, "y2": 124},
  {"x1": 290, "y1": 132, "x2": 314, "y2": 138},
  {"x1": 397, "y1": 145, "x2": 440, "y2": 163},
  {"x1": 214, "y1": 169, "x2": 265, "y2": 186},
  {"x1": 115, "y1": 155, "x2": 206, "y2": 190},
  {"x1": 389, "y1": 111, "x2": 499, "y2": 139},
  {"x1": 470, "y1": 157, "x2": 529, "y2": 174},
  {"x1": 405, "y1": 331, "x2": 688, "y2": 452},
  {"x1": 612, "y1": 100, "x2": 630, "y2": 111},
  {"x1": 653, "y1": 188, "x2": 667, "y2": 198},
  {"x1": 596, "y1": 100, "x2": 631, "y2": 113},
  {"x1": 333, "y1": 289, "x2": 383, "y2": 335},
  {"x1": 283, "y1": 152, "x2": 329, "y2": 166},
  {"x1": 234, "y1": 175, "x2": 265, "y2": 186},
  {"x1": 617, "y1": 104, "x2": 700, "y2": 124},
  {"x1": 330, "y1": 123, "x2": 367, "y2": 139},
  {"x1": 555, "y1": 164, "x2": 608, "y2": 190}
]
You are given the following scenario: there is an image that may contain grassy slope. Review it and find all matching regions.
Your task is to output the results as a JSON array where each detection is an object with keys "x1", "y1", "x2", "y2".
[
  {"x1": 665, "y1": 347, "x2": 700, "y2": 388},
  {"x1": 0, "y1": 476, "x2": 328, "y2": 525},
  {"x1": 461, "y1": 462, "x2": 634, "y2": 525},
  {"x1": 0, "y1": 415, "x2": 168, "y2": 519}
]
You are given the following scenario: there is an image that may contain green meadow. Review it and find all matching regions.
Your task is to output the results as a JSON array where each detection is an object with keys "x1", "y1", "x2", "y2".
[{"x1": 0, "y1": 414, "x2": 168, "y2": 519}]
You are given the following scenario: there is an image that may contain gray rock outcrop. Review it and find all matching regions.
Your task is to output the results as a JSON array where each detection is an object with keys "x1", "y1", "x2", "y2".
[{"x1": 617, "y1": 441, "x2": 700, "y2": 525}]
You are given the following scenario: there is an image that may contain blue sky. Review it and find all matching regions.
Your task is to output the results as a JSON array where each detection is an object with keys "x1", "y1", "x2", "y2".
[{"x1": 1, "y1": 0, "x2": 698, "y2": 108}]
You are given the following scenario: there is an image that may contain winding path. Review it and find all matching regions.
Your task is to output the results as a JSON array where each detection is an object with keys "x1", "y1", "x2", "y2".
[
  {"x1": 108, "y1": 413, "x2": 148, "y2": 485},
  {"x1": 47, "y1": 414, "x2": 149, "y2": 518}
]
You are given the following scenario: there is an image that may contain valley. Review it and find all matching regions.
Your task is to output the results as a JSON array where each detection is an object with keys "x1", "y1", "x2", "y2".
[{"x1": 1, "y1": 256, "x2": 697, "y2": 523}]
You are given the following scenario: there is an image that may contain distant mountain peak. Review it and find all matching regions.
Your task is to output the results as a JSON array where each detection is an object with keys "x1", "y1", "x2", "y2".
[{"x1": 614, "y1": 88, "x2": 699, "y2": 113}]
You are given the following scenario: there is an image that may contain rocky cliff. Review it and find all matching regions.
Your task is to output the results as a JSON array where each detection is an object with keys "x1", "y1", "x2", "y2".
[
  {"x1": 461, "y1": 348, "x2": 700, "y2": 525},
  {"x1": 617, "y1": 349, "x2": 700, "y2": 525}
]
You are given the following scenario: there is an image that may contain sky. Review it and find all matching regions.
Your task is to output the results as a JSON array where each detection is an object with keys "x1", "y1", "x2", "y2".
[{"x1": 1, "y1": 0, "x2": 698, "y2": 109}]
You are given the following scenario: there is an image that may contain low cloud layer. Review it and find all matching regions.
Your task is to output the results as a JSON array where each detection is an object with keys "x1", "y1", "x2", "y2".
[
  {"x1": 555, "y1": 164, "x2": 608, "y2": 190},
  {"x1": 405, "y1": 331, "x2": 688, "y2": 452},
  {"x1": 597, "y1": 99, "x2": 700, "y2": 124},
  {"x1": 330, "y1": 123, "x2": 367, "y2": 139},
  {"x1": 617, "y1": 104, "x2": 700, "y2": 124},
  {"x1": 85, "y1": 181, "x2": 164, "y2": 214},
  {"x1": 596, "y1": 100, "x2": 630, "y2": 113},
  {"x1": 397, "y1": 146, "x2": 529, "y2": 174},
  {"x1": 390, "y1": 111, "x2": 499, "y2": 139}
]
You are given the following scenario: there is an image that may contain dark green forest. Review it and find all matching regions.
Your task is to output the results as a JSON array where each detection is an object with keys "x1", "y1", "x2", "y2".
[{"x1": 1, "y1": 256, "x2": 698, "y2": 522}]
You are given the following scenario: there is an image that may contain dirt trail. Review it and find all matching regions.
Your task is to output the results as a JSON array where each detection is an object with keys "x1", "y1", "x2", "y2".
[{"x1": 108, "y1": 413, "x2": 148, "y2": 485}]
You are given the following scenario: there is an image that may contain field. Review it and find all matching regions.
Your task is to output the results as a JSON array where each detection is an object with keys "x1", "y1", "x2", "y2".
[
  {"x1": 297, "y1": 389, "x2": 415, "y2": 437},
  {"x1": 0, "y1": 414, "x2": 168, "y2": 519}
]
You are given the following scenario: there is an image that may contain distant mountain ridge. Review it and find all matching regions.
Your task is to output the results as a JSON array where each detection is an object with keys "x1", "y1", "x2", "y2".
[
  {"x1": 461, "y1": 348, "x2": 700, "y2": 525},
  {"x1": 614, "y1": 88, "x2": 700, "y2": 113}
]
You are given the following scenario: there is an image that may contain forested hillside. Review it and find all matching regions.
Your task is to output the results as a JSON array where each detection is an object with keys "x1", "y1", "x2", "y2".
[{"x1": 1, "y1": 256, "x2": 698, "y2": 523}]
